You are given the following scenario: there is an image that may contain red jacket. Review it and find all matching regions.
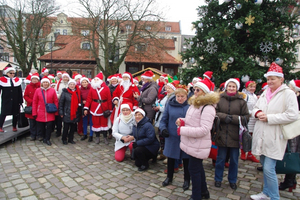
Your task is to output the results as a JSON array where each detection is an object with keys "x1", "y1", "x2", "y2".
[
  {"x1": 24, "y1": 82, "x2": 41, "y2": 119},
  {"x1": 32, "y1": 87, "x2": 59, "y2": 122},
  {"x1": 80, "y1": 84, "x2": 91, "y2": 101},
  {"x1": 84, "y1": 82, "x2": 112, "y2": 116}
]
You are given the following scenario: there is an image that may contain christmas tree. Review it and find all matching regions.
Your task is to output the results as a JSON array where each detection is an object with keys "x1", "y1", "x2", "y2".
[{"x1": 180, "y1": 0, "x2": 300, "y2": 87}]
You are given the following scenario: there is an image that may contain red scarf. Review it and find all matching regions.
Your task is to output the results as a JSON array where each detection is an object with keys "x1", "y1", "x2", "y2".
[{"x1": 67, "y1": 85, "x2": 81, "y2": 120}]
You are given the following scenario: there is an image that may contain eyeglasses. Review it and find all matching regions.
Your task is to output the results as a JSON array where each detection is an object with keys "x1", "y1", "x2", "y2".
[
  {"x1": 9, "y1": 73, "x2": 15, "y2": 75},
  {"x1": 193, "y1": 88, "x2": 201, "y2": 92}
]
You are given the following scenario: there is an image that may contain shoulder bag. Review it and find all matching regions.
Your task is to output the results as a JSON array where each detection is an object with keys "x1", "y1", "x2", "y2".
[
  {"x1": 24, "y1": 106, "x2": 32, "y2": 114},
  {"x1": 41, "y1": 89, "x2": 57, "y2": 113},
  {"x1": 238, "y1": 116, "x2": 252, "y2": 152},
  {"x1": 18, "y1": 105, "x2": 29, "y2": 128},
  {"x1": 276, "y1": 143, "x2": 300, "y2": 174}
]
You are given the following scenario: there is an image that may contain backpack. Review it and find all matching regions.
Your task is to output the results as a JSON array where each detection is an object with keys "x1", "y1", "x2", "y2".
[{"x1": 200, "y1": 104, "x2": 221, "y2": 142}]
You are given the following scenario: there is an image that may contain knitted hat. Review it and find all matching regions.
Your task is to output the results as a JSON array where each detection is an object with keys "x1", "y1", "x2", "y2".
[
  {"x1": 141, "y1": 70, "x2": 155, "y2": 79},
  {"x1": 262, "y1": 82, "x2": 268, "y2": 91},
  {"x1": 203, "y1": 71, "x2": 213, "y2": 80},
  {"x1": 134, "y1": 108, "x2": 145, "y2": 117},
  {"x1": 245, "y1": 81, "x2": 256, "y2": 88},
  {"x1": 62, "y1": 73, "x2": 70, "y2": 79},
  {"x1": 225, "y1": 78, "x2": 240, "y2": 90},
  {"x1": 264, "y1": 62, "x2": 284, "y2": 78},
  {"x1": 167, "y1": 82, "x2": 176, "y2": 91},
  {"x1": 56, "y1": 71, "x2": 62, "y2": 75},
  {"x1": 41, "y1": 77, "x2": 50, "y2": 84},
  {"x1": 121, "y1": 103, "x2": 133, "y2": 111},
  {"x1": 80, "y1": 77, "x2": 90, "y2": 84},
  {"x1": 95, "y1": 72, "x2": 103, "y2": 80},
  {"x1": 194, "y1": 78, "x2": 214, "y2": 94},
  {"x1": 31, "y1": 73, "x2": 40, "y2": 80},
  {"x1": 290, "y1": 80, "x2": 300, "y2": 92},
  {"x1": 3, "y1": 65, "x2": 15, "y2": 74},
  {"x1": 41, "y1": 68, "x2": 49, "y2": 74},
  {"x1": 68, "y1": 79, "x2": 76, "y2": 85}
]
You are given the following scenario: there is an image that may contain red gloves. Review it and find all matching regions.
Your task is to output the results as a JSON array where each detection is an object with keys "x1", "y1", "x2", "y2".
[
  {"x1": 177, "y1": 119, "x2": 185, "y2": 136},
  {"x1": 177, "y1": 127, "x2": 181, "y2": 136},
  {"x1": 179, "y1": 119, "x2": 185, "y2": 126}
]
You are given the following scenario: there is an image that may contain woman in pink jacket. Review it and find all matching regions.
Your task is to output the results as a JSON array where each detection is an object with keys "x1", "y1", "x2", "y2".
[
  {"x1": 32, "y1": 77, "x2": 59, "y2": 146},
  {"x1": 177, "y1": 79, "x2": 219, "y2": 200}
]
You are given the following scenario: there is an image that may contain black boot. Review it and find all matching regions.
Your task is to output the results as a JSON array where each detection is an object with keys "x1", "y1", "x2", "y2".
[
  {"x1": 279, "y1": 174, "x2": 296, "y2": 191},
  {"x1": 162, "y1": 177, "x2": 172, "y2": 186},
  {"x1": 201, "y1": 190, "x2": 210, "y2": 199},
  {"x1": 81, "y1": 135, "x2": 88, "y2": 141},
  {"x1": 88, "y1": 136, "x2": 93, "y2": 142}
]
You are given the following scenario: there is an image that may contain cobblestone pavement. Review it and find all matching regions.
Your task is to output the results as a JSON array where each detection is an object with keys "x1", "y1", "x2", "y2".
[{"x1": 0, "y1": 133, "x2": 299, "y2": 200}]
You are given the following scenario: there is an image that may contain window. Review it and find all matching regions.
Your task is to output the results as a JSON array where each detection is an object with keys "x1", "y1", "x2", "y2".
[
  {"x1": 128, "y1": 66, "x2": 139, "y2": 74},
  {"x1": 81, "y1": 30, "x2": 90, "y2": 36},
  {"x1": 164, "y1": 68, "x2": 174, "y2": 76},
  {"x1": 136, "y1": 44, "x2": 146, "y2": 52},
  {"x1": 82, "y1": 43, "x2": 91, "y2": 49},
  {"x1": 1, "y1": 53, "x2": 9, "y2": 61},
  {"x1": 56, "y1": 29, "x2": 60, "y2": 34},
  {"x1": 145, "y1": 26, "x2": 151, "y2": 30},
  {"x1": 126, "y1": 24, "x2": 131, "y2": 30},
  {"x1": 165, "y1": 26, "x2": 171, "y2": 31},
  {"x1": 63, "y1": 29, "x2": 67, "y2": 35}
]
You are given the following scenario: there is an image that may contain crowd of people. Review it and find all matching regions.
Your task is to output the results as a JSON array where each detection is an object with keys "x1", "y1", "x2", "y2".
[{"x1": 0, "y1": 62, "x2": 299, "y2": 200}]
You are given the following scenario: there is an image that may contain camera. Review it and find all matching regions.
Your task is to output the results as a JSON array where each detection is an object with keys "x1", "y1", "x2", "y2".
[{"x1": 151, "y1": 103, "x2": 156, "y2": 108}]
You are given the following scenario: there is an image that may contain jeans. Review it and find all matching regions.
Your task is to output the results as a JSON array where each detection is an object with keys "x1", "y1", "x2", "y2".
[
  {"x1": 189, "y1": 156, "x2": 208, "y2": 200},
  {"x1": 260, "y1": 155, "x2": 280, "y2": 200},
  {"x1": 215, "y1": 147, "x2": 239, "y2": 183},
  {"x1": 83, "y1": 114, "x2": 93, "y2": 136}
]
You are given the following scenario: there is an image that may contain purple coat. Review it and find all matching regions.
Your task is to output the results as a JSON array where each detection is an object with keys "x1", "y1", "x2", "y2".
[{"x1": 180, "y1": 92, "x2": 220, "y2": 159}]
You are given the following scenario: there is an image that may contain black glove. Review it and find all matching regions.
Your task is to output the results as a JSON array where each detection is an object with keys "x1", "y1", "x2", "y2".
[
  {"x1": 161, "y1": 129, "x2": 169, "y2": 138},
  {"x1": 224, "y1": 115, "x2": 233, "y2": 124},
  {"x1": 132, "y1": 142, "x2": 138, "y2": 149}
]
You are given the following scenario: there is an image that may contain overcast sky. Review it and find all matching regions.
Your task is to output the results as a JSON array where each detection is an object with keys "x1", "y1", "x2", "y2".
[{"x1": 58, "y1": 0, "x2": 207, "y2": 35}]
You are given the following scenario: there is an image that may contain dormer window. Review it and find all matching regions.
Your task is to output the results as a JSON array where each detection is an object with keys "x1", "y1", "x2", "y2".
[
  {"x1": 82, "y1": 43, "x2": 91, "y2": 50},
  {"x1": 81, "y1": 30, "x2": 90, "y2": 36},
  {"x1": 145, "y1": 26, "x2": 151, "y2": 30},
  {"x1": 165, "y1": 26, "x2": 171, "y2": 31},
  {"x1": 136, "y1": 44, "x2": 146, "y2": 52},
  {"x1": 126, "y1": 24, "x2": 131, "y2": 30}
]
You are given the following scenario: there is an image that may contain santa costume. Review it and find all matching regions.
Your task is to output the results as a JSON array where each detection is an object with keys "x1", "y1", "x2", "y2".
[
  {"x1": 84, "y1": 72, "x2": 112, "y2": 145},
  {"x1": 111, "y1": 72, "x2": 140, "y2": 124}
]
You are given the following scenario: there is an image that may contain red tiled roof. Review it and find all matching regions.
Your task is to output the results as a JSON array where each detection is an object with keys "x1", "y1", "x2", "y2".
[{"x1": 38, "y1": 35, "x2": 98, "y2": 62}]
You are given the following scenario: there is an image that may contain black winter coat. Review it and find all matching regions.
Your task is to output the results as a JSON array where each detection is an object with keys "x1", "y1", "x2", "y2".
[
  {"x1": 59, "y1": 88, "x2": 81, "y2": 123},
  {"x1": 0, "y1": 76, "x2": 23, "y2": 115}
]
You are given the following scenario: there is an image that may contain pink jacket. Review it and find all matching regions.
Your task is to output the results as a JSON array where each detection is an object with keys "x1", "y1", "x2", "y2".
[
  {"x1": 32, "y1": 87, "x2": 59, "y2": 122},
  {"x1": 180, "y1": 92, "x2": 220, "y2": 159}
]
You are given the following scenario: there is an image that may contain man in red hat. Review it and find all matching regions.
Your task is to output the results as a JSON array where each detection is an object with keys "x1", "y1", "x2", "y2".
[
  {"x1": 84, "y1": 72, "x2": 112, "y2": 145},
  {"x1": 111, "y1": 72, "x2": 140, "y2": 124}
]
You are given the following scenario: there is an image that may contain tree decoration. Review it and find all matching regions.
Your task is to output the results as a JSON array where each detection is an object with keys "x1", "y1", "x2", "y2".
[
  {"x1": 245, "y1": 15, "x2": 255, "y2": 26},
  {"x1": 255, "y1": 0, "x2": 263, "y2": 5},
  {"x1": 260, "y1": 41, "x2": 273, "y2": 53},
  {"x1": 275, "y1": 57, "x2": 283, "y2": 65},
  {"x1": 236, "y1": 3, "x2": 242, "y2": 10},
  {"x1": 235, "y1": 23, "x2": 243, "y2": 29},
  {"x1": 198, "y1": 22, "x2": 203, "y2": 28},
  {"x1": 221, "y1": 62, "x2": 228, "y2": 71},
  {"x1": 205, "y1": 43, "x2": 217, "y2": 54}
]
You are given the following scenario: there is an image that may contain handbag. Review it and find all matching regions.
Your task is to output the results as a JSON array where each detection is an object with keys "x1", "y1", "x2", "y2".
[
  {"x1": 18, "y1": 106, "x2": 29, "y2": 128},
  {"x1": 280, "y1": 111, "x2": 300, "y2": 140},
  {"x1": 41, "y1": 89, "x2": 57, "y2": 113},
  {"x1": 276, "y1": 143, "x2": 300, "y2": 174},
  {"x1": 100, "y1": 104, "x2": 111, "y2": 118},
  {"x1": 24, "y1": 106, "x2": 32, "y2": 114},
  {"x1": 239, "y1": 116, "x2": 252, "y2": 152}
]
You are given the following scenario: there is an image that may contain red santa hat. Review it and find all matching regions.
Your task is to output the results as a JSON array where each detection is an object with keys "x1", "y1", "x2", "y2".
[
  {"x1": 203, "y1": 71, "x2": 213, "y2": 80},
  {"x1": 80, "y1": 77, "x2": 90, "y2": 84},
  {"x1": 110, "y1": 74, "x2": 118, "y2": 80},
  {"x1": 192, "y1": 77, "x2": 202, "y2": 82},
  {"x1": 188, "y1": 82, "x2": 193, "y2": 87},
  {"x1": 225, "y1": 78, "x2": 240, "y2": 90},
  {"x1": 134, "y1": 108, "x2": 145, "y2": 117},
  {"x1": 3, "y1": 65, "x2": 15, "y2": 74},
  {"x1": 95, "y1": 72, "x2": 104, "y2": 80},
  {"x1": 167, "y1": 82, "x2": 176, "y2": 91},
  {"x1": 56, "y1": 71, "x2": 62, "y2": 75},
  {"x1": 120, "y1": 103, "x2": 133, "y2": 111},
  {"x1": 117, "y1": 73, "x2": 122, "y2": 80},
  {"x1": 194, "y1": 78, "x2": 215, "y2": 94},
  {"x1": 51, "y1": 80, "x2": 57, "y2": 87},
  {"x1": 62, "y1": 73, "x2": 70, "y2": 79},
  {"x1": 48, "y1": 74, "x2": 55, "y2": 80},
  {"x1": 73, "y1": 74, "x2": 82, "y2": 80},
  {"x1": 107, "y1": 75, "x2": 112, "y2": 81},
  {"x1": 133, "y1": 77, "x2": 139, "y2": 83},
  {"x1": 122, "y1": 72, "x2": 134, "y2": 84},
  {"x1": 264, "y1": 62, "x2": 284, "y2": 78},
  {"x1": 261, "y1": 82, "x2": 268, "y2": 91},
  {"x1": 68, "y1": 79, "x2": 76, "y2": 85},
  {"x1": 41, "y1": 67, "x2": 49, "y2": 74},
  {"x1": 141, "y1": 70, "x2": 155, "y2": 79},
  {"x1": 160, "y1": 74, "x2": 168, "y2": 79},
  {"x1": 245, "y1": 81, "x2": 256, "y2": 88},
  {"x1": 24, "y1": 75, "x2": 31, "y2": 84},
  {"x1": 31, "y1": 73, "x2": 40, "y2": 80},
  {"x1": 41, "y1": 77, "x2": 50, "y2": 84},
  {"x1": 289, "y1": 80, "x2": 300, "y2": 92}
]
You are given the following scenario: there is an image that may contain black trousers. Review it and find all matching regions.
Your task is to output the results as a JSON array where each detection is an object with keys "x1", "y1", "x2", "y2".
[
  {"x1": 167, "y1": 158, "x2": 190, "y2": 181},
  {"x1": 134, "y1": 146, "x2": 154, "y2": 167},
  {"x1": 0, "y1": 114, "x2": 18, "y2": 128},
  {"x1": 55, "y1": 115, "x2": 62, "y2": 135},
  {"x1": 95, "y1": 131, "x2": 107, "y2": 137},
  {"x1": 29, "y1": 119, "x2": 38, "y2": 139},
  {"x1": 189, "y1": 156, "x2": 208, "y2": 200},
  {"x1": 37, "y1": 121, "x2": 54, "y2": 141},
  {"x1": 62, "y1": 122, "x2": 76, "y2": 142}
]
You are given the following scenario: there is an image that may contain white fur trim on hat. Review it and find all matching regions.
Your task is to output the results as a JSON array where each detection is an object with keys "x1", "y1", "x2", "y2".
[
  {"x1": 225, "y1": 78, "x2": 240, "y2": 90},
  {"x1": 80, "y1": 77, "x2": 90, "y2": 84},
  {"x1": 167, "y1": 83, "x2": 176, "y2": 91},
  {"x1": 141, "y1": 75, "x2": 153, "y2": 79},
  {"x1": 194, "y1": 82, "x2": 210, "y2": 94},
  {"x1": 41, "y1": 78, "x2": 50, "y2": 84},
  {"x1": 122, "y1": 73, "x2": 131, "y2": 79},
  {"x1": 203, "y1": 74, "x2": 210, "y2": 79},
  {"x1": 31, "y1": 75, "x2": 40, "y2": 80},
  {"x1": 68, "y1": 79, "x2": 76, "y2": 85},
  {"x1": 74, "y1": 74, "x2": 82, "y2": 80},
  {"x1": 264, "y1": 71, "x2": 284, "y2": 78},
  {"x1": 62, "y1": 73, "x2": 70, "y2": 78},
  {"x1": 121, "y1": 104, "x2": 130, "y2": 111},
  {"x1": 134, "y1": 108, "x2": 145, "y2": 117},
  {"x1": 4, "y1": 67, "x2": 15, "y2": 75}
]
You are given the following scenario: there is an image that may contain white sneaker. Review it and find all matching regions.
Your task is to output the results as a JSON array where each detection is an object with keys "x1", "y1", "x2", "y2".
[{"x1": 250, "y1": 192, "x2": 271, "y2": 200}]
